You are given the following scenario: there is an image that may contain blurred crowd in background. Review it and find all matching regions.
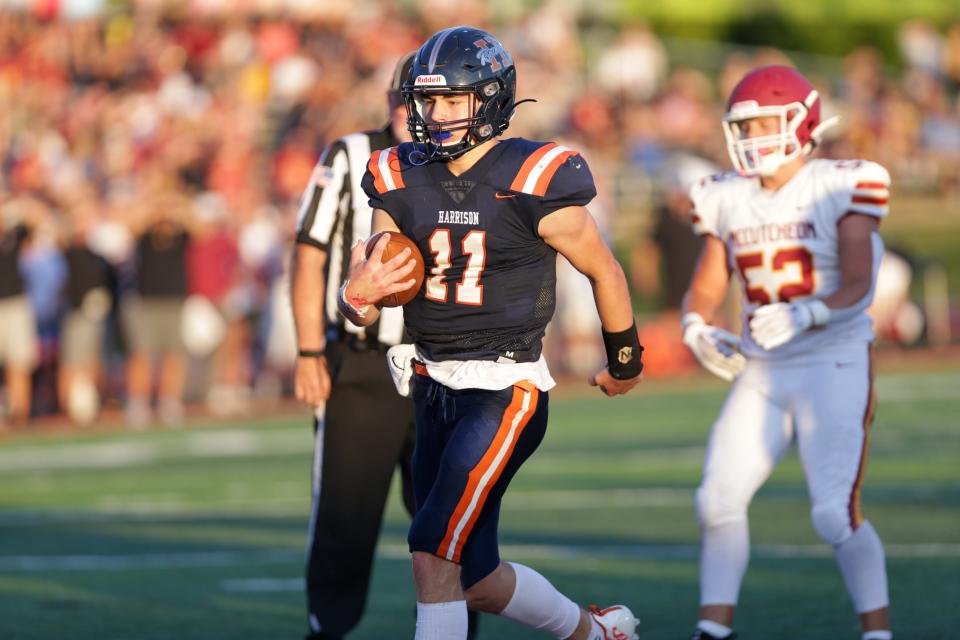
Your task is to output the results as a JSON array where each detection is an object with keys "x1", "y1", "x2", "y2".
[{"x1": 1, "y1": 0, "x2": 959, "y2": 427}]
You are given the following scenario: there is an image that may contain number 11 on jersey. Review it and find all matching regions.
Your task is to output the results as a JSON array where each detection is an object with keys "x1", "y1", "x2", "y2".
[{"x1": 425, "y1": 229, "x2": 487, "y2": 305}]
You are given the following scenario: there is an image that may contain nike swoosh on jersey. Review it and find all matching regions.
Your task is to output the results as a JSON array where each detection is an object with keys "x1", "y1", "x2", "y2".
[{"x1": 494, "y1": 192, "x2": 516, "y2": 199}]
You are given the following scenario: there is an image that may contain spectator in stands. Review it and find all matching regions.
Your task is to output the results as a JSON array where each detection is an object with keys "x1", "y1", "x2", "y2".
[
  {"x1": 122, "y1": 193, "x2": 191, "y2": 427},
  {"x1": 0, "y1": 6, "x2": 957, "y2": 419},
  {"x1": 184, "y1": 192, "x2": 246, "y2": 415},
  {"x1": 59, "y1": 200, "x2": 115, "y2": 425},
  {"x1": 0, "y1": 196, "x2": 39, "y2": 425}
]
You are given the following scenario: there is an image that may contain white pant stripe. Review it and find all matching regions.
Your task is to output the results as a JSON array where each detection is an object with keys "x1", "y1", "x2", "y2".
[{"x1": 444, "y1": 388, "x2": 532, "y2": 560}]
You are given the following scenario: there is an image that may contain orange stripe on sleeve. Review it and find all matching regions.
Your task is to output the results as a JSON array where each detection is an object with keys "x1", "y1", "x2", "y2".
[
  {"x1": 531, "y1": 150, "x2": 576, "y2": 197},
  {"x1": 855, "y1": 181, "x2": 888, "y2": 189},
  {"x1": 368, "y1": 150, "x2": 387, "y2": 194},
  {"x1": 510, "y1": 143, "x2": 556, "y2": 192},
  {"x1": 437, "y1": 383, "x2": 539, "y2": 563},
  {"x1": 851, "y1": 195, "x2": 888, "y2": 205}
]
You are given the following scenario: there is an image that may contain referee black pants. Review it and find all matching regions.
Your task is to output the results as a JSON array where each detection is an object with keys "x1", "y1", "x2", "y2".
[{"x1": 305, "y1": 340, "x2": 416, "y2": 639}]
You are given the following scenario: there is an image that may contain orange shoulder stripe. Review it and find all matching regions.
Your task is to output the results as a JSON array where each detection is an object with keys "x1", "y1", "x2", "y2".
[
  {"x1": 851, "y1": 195, "x2": 888, "y2": 205},
  {"x1": 509, "y1": 143, "x2": 557, "y2": 193},
  {"x1": 531, "y1": 150, "x2": 576, "y2": 197}
]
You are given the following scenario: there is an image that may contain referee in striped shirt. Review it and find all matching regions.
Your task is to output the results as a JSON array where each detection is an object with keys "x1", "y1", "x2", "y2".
[{"x1": 291, "y1": 53, "x2": 479, "y2": 640}]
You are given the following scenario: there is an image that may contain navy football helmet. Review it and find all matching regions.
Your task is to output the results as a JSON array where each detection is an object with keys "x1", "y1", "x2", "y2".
[{"x1": 403, "y1": 26, "x2": 517, "y2": 161}]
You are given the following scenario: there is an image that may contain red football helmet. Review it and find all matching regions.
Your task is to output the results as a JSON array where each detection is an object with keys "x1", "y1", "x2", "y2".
[{"x1": 722, "y1": 65, "x2": 838, "y2": 176}]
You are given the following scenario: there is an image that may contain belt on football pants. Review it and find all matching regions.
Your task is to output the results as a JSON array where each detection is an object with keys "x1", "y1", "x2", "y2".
[{"x1": 413, "y1": 361, "x2": 430, "y2": 378}]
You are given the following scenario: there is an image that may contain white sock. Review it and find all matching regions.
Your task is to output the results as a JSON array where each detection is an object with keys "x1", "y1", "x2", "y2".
[
  {"x1": 862, "y1": 631, "x2": 892, "y2": 640},
  {"x1": 697, "y1": 619, "x2": 734, "y2": 638},
  {"x1": 415, "y1": 600, "x2": 468, "y2": 640},
  {"x1": 700, "y1": 516, "x2": 750, "y2": 606},
  {"x1": 834, "y1": 520, "x2": 889, "y2": 613},
  {"x1": 499, "y1": 562, "x2": 581, "y2": 639}
]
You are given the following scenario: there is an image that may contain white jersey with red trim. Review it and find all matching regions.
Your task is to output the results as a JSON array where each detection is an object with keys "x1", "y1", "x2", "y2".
[{"x1": 690, "y1": 158, "x2": 890, "y2": 359}]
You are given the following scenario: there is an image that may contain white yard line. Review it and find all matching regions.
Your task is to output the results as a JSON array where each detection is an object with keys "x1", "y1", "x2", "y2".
[
  {"x1": 0, "y1": 488, "x2": 696, "y2": 528},
  {"x1": 0, "y1": 429, "x2": 308, "y2": 473},
  {"x1": 503, "y1": 487, "x2": 695, "y2": 508},
  {"x1": 0, "y1": 549, "x2": 300, "y2": 572},
  {"x1": 374, "y1": 542, "x2": 960, "y2": 561},
  {"x1": 2, "y1": 542, "x2": 958, "y2": 576},
  {"x1": 221, "y1": 577, "x2": 304, "y2": 592}
]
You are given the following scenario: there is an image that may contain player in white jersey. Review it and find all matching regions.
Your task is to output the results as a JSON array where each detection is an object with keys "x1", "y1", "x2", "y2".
[{"x1": 680, "y1": 65, "x2": 892, "y2": 640}]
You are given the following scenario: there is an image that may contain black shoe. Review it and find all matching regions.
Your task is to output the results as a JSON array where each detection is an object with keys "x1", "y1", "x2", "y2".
[
  {"x1": 304, "y1": 633, "x2": 342, "y2": 640},
  {"x1": 690, "y1": 631, "x2": 737, "y2": 640}
]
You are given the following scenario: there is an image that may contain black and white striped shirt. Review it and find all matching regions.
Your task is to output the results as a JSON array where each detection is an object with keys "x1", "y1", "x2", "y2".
[{"x1": 294, "y1": 125, "x2": 405, "y2": 347}]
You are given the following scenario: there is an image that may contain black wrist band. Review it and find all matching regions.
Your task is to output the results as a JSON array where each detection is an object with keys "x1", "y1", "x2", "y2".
[
  {"x1": 602, "y1": 322, "x2": 644, "y2": 380},
  {"x1": 298, "y1": 349, "x2": 325, "y2": 358}
]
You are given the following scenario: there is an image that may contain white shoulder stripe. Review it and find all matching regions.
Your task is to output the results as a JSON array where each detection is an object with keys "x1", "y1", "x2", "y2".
[
  {"x1": 520, "y1": 145, "x2": 571, "y2": 194},
  {"x1": 852, "y1": 187, "x2": 890, "y2": 197},
  {"x1": 378, "y1": 149, "x2": 397, "y2": 192}
]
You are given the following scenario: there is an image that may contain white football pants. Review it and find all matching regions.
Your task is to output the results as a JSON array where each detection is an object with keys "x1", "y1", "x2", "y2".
[{"x1": 697, "y1": 342, "x2": 889, "y2": 614}]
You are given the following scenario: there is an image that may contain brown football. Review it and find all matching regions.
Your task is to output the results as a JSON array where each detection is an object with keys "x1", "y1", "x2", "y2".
[{"x1": 364, "y1": 231, "x2": 425, "y2": 307}]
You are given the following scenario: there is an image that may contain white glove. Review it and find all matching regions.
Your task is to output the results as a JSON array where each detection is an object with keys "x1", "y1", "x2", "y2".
[
  {"x1": 386, "y1": 344, "x2": 417, "y2": 397},
  {"x1": 749, "y1": 299, "x2": 831, "y2": 350},
  {"x1": 682, "y1": 313, "x2": 746, "y2": 381}
]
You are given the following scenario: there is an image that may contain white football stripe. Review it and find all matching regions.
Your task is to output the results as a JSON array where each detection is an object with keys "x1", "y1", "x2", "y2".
[
  {"x1": 378, "y1": 149, "x2": 397, "y2": 191},
  {"x1": 521, "y1": 145, "x2": 571, "y2": 194},
  {"x1": 445, "y1": 387, "x2": 532, "y2": 560},
  {"x1": 427, "y1": 27, "x2": 457, "y2": 74}
]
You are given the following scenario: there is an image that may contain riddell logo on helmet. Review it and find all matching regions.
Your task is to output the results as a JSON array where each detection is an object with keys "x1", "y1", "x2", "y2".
[{"x1": 415, "y1": 75, "x2": 447, "y2": 86}]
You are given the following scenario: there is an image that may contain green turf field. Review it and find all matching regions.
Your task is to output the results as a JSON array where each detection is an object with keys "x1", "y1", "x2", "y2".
[{"x1": 1, "y1": 369, "x2": 958, "y2": 639}]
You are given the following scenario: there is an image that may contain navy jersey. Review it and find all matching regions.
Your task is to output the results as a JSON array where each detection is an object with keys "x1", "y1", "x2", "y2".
[{"x1": 361, "y1": 138, "x2": 596, "y2": 363}]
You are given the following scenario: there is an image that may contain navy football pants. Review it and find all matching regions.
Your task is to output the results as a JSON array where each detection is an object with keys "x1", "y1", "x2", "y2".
[{"x1": 408, "y1": 370, "x2": 549, "y2": 588}]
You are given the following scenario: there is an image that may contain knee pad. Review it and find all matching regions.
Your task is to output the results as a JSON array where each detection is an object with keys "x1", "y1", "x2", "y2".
[
  {"x1": 811, "y1": 502, "x2": 853, "y2": 546},
  {"x1": 695, "y1": 485, "x2": 748, "y2": 529}
]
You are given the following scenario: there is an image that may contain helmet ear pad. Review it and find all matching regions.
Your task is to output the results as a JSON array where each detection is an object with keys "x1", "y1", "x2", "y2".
[{"x1": 473, "y1": 67, "x2": 517, "y2": 141}]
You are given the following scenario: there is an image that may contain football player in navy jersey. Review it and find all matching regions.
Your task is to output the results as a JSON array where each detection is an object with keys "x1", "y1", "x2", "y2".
[{"x1": 339, "y1": 27, "x2": 643, "y2": 640}]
